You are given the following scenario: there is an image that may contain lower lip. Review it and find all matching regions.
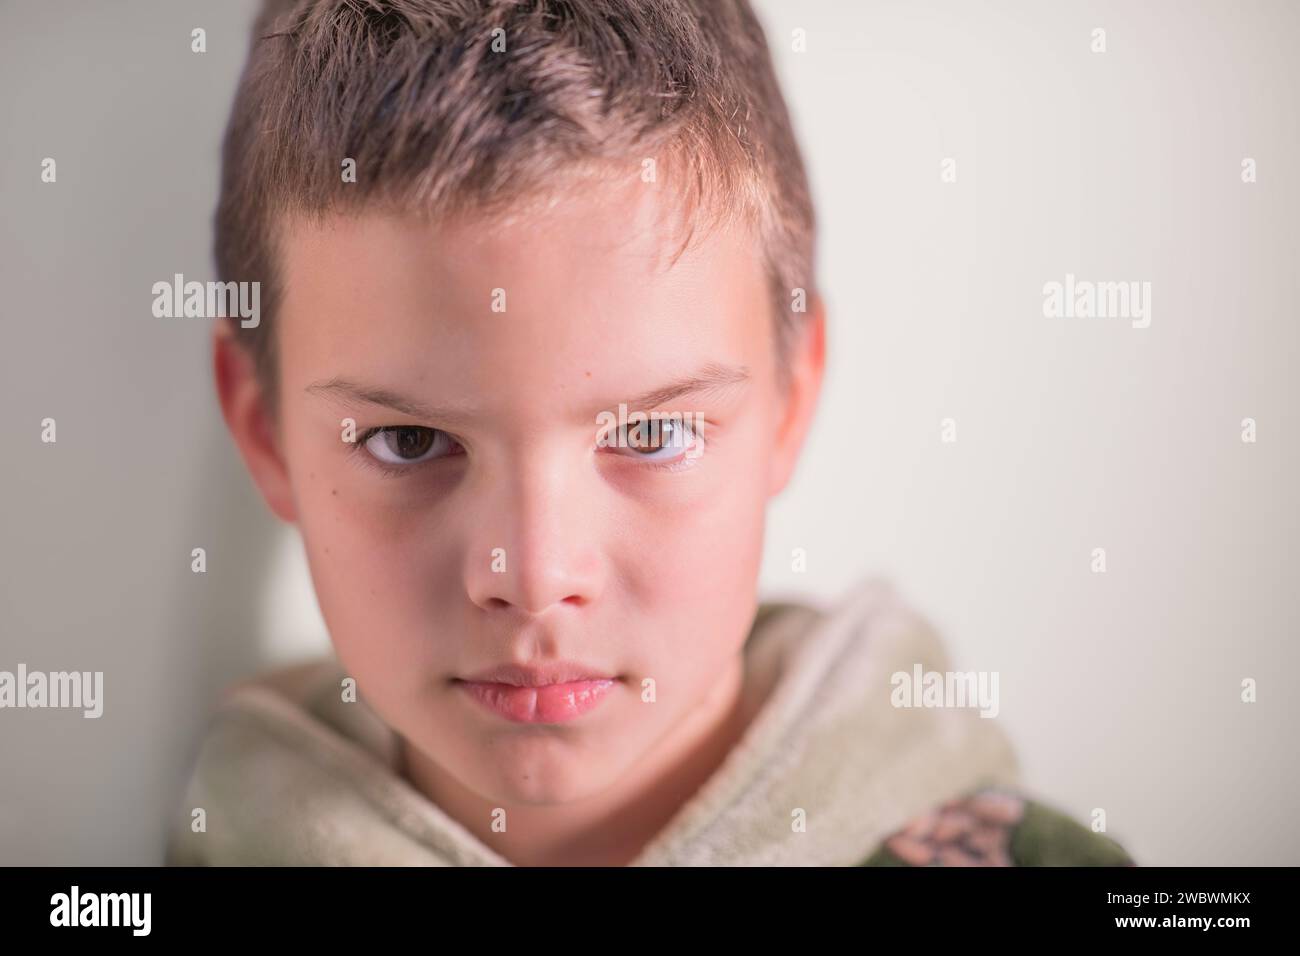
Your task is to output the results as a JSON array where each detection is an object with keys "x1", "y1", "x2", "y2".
[{"x1": 456, "y1": 679, "x2": 619, "y2": 723}]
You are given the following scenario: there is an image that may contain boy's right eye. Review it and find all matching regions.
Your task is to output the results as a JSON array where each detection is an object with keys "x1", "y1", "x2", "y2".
[{"x1": 361, "y1": 426, "x2": 461, "y2": 466}]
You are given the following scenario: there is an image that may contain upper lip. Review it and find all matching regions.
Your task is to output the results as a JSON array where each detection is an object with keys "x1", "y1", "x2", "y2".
[{"x1": 457, "y1": 662, "x2": 617, "y2": 688}]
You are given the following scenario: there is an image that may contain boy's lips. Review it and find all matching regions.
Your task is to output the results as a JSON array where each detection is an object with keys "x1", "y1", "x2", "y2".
[{"x1": 453, "y1": 663, "x2": 621, "y2": 724}]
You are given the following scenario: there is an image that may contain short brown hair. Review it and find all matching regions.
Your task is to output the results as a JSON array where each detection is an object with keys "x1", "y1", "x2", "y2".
[{"x1": 216, "y1": 0, "x2": 817, "y2": 399}]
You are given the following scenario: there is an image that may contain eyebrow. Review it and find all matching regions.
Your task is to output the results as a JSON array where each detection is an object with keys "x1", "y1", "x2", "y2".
[
  {"x1": 305, "y1": 378, "x2": 473, "y2": 424},
  {"x1": 305, "y1": 362, "x2": 751, "y2": 423},
  {"x1": 621, "y1": 362, "x2": 750, "y2": 409}
]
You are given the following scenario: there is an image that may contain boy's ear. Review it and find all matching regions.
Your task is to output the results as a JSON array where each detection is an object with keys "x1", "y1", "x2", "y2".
[
  {"x1": 212, "y1": 323, "x2": 298, "y2": 524},
  {"x1": 768, "y1": 294, "x2": 827, "y2": 497}
]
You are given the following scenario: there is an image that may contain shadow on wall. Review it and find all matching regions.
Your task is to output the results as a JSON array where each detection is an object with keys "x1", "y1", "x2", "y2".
[{"x1": 154, "y1": 403, "x2": 285, "y2": 863}]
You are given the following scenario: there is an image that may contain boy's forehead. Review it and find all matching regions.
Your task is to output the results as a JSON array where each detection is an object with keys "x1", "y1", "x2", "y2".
[
  {"x1": 276, "y1": 178, "x2": 771, "y2": 412},
  {"x1": 281, "y1": 174, "x2": 755, "y2": 301}
]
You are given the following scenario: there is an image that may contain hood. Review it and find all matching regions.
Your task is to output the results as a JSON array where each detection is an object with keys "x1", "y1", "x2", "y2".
[{"x1": 165, "y1": 578, "x2": 1021, "y2": 866}]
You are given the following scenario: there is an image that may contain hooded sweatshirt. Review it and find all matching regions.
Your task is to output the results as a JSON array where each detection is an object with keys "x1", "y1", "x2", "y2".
[{"x1": 164, "y1": 578, "x2": 1135, "y2": 866}]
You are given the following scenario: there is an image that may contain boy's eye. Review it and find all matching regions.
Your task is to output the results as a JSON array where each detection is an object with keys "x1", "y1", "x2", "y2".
[
  {"x1": 362, "y1": 426, "x2": 459, "y2": 465},
  {"x1": 612, "y1": 419, "x2": 700, "y2": 462}
]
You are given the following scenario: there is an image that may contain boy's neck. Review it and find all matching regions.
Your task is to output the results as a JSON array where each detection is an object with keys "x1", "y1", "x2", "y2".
[{"x1": 399, "y1": 650, "x2": 763, "y2": 866}]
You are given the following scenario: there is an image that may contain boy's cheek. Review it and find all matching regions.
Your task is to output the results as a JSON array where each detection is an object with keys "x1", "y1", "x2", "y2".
[{"x1": 290, "y1": 490, "x2": 455, "y2": 681}]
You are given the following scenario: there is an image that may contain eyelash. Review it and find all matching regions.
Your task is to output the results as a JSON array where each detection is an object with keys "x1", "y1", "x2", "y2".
[
  {"x1": 349, "y1": 426, "x2": 462, "y2": 479},
  {"x1": 348, "y1": 423, "x2": 710, "y2": 478},
  {"x1": 608, "y1": 422, "x2": 706, "y2": 474}
]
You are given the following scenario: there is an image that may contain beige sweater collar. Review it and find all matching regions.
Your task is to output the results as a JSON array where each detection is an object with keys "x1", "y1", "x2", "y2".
[{"x1": 167, "y1": 580, "x2": 1020, "y2": 866}]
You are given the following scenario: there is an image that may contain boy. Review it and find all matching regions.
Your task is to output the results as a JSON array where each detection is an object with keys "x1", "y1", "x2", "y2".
[{"x1": 167, "y1": 0, "x2": 1134, "y2": 866}]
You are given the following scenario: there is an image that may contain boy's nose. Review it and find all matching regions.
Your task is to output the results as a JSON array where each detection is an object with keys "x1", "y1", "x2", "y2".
[{"x1": 461, "y1": 460, "x2": 605, "y2": 617}]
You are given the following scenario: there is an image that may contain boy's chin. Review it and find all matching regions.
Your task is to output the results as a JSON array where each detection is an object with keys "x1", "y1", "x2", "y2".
[
  {"x1": 429, "y1": 748, "x2": 620, "y2": 807},
  {"x1": 422, "y1": 726, "x2": 632, "y2": 807},
  {"x1": 483, "y1": 771, "x2": 616, "y2": 808}
]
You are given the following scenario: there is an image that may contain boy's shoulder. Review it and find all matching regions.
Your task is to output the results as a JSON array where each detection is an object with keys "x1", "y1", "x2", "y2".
[
  {"x1": 164, "y1": 654, "x2": 410, "y2": 865},
  {"x1": 214, "y1": 653, "x2": 395, "y2": 758},
  {"x1": 859, "y1": 786, "x2": 1136, "y2": 867}
]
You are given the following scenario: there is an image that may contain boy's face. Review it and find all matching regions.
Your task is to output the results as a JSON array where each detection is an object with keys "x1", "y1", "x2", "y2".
[{"x1": 216, "y1": 175, "x2": 823, "y2": 807}]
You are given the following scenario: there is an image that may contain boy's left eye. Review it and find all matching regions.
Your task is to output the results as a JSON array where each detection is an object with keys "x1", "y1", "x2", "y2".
[
  {"x1": 609, "y1": 418, "x2": 701, "y2": 462},
  {"x1": 362, "y1": 426, "x2": 460, "y2": 465}
]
